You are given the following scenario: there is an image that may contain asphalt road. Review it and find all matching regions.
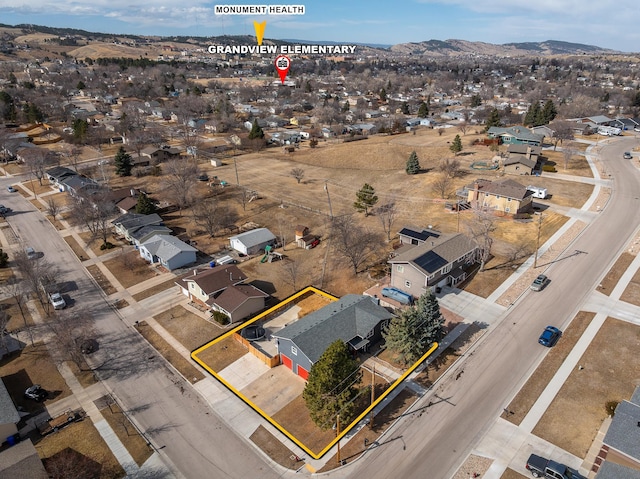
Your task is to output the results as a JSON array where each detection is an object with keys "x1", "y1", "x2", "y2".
[
  {"x1": 0, "y1": 176, "x2": 283, "y2": 479},
  {"x1": 342, "y1": 137, "x2": 640, "y2": 479}
]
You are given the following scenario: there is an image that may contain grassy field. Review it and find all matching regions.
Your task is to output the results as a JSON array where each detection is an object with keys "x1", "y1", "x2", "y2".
[{"x1": 103, "y1": 251, "x2": 158, "y2": 289}]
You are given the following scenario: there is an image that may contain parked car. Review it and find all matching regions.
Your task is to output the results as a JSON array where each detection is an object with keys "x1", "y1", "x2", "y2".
[
  {"x1": 49, "y1": 292, "x2": 66, "y2": 310},
  {"x1": 25, "y1": 246, "x2": 37, "y2": 259},
  {"x1": 0, "y1": 205, "x2": 10, "y2": 216},
  {"x1": 526, "y1": 453, "x2": 585, "y2": 478},
  {"x1": 623, "y1": 151, "x2": 632, "y2": 159},
  {"x1": 79, "y1": 338, "x2": 98, "y2": 354},
  {"x1": 6, "y1": 185, "x2": 16, "y2": 193},
  {"x1": 24, "y1": 384, "x2": 48, "y2": 402},
  {"x1": 530, "y1": 274, "x2": 548, "y2": 291},
  {"x1": 538, "y1": 326, "x2": 562, "y2": 347}
]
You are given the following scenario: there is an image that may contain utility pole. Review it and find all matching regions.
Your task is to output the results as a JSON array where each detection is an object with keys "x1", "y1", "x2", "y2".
[
  {"x1": 533, "y1": 213, "x2": 544, "y2": 268},
  {"x1": 369, "y1": 363, "x2": 376, "y2": 429},
  {"x1": 320, "y1": 181, "x2": 333, "y2": 288},
  {"x1": 335, "y1": 414, "x2": 341, "y2": 465}
]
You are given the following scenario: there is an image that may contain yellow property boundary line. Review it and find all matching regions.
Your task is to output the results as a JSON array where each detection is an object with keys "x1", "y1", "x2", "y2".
[{"x1": 192, "y1": 286, "x2": 438, "y2": 459}]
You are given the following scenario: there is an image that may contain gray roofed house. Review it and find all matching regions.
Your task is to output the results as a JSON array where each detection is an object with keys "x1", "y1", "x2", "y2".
[
  {"x1": 464, "y1": 178, "x2": 534, "y2": 216},
  {"x1": 129, "y1": 224, "x2": 172, "y2": 246},
  {"x1": 0, "y1": 378, "x2": 20, "y2": 441},
  {"x1": 273, "y1": 294, "x2": 394, "y2": 380},
  {"x1": 211, "y1": 284, "x2": 269, "y2": 323},
  {"x1": 503, "y1": 144, "x2": 543, "y2": 175},
  {"x1": 389, "y1": 232, "x2": 479, "y2": 298},
  {"x1": 487, "y1": 126, "x2": 544, "y2": 146},
  {"x1": 398, "y1": 226, "x2": 441, "y2": 246},
  {"x1": 60, "y1": 174, "x2": 99, "y2": 197},
  {"x1": 139, "y1": 234, "x2": 197, "y2": 270},
  {"x1": 45, "y1": 166, "x2": 78, "y2": 189},
  {"x1": 596, "y1": 386, "x2": 640, "y2": 474},
  {"x1": 112, "y1": 213, "x2": 164, "y2": 242},
  {"x1": 229, "y1": 228, "x2": 277, "y2": 256},
  {"x1": 596, "y1": 461, "x2": 640, "y2": 479},
  {"x1": 0, "y1": 439, "x2": 48, "y2": 479}
]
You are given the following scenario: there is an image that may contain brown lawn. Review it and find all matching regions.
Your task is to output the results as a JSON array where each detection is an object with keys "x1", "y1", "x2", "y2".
[
  {"x1": 250, "y1": 425, "x2": 302, "y2": 470},
  {"x1": 194, "y1": 335, "x2": 248, "y2": 372},
  {"x1": 103, "y1": 250, "x2": 158, "y2": 289},
  {"x1": 154, "y1": 305, "x2": 224, "y2": 351},
  {"x1": 503, "y1": 312, "x2": 595, "y2": 426},
  {"x1": 0, "y1": 342, "x2": 72, "y2": 414},
  {"x1": 620, "y1": 265, "x2": 640, "y2": 305},
  {"x1": 135, "y1": 321, "x2": 204, "y2": 383},
  {"x1": 86, "y1": 265, "x2": 117, "y2": 295},
  {"x1": 500, "y1": 469, "x2": 529, "y2": 479},
  {"x1": 531, "y1": 317, "x2": 640, "y2": 457},
  {"x1": 78, "y1": 231, "x2": 126, "y2": 256},
  {"x1": 64, "y1": 235, "x2": 89, "y2": 261},
  {"x1": 100, "y1": 402, "x2": 154, "y2": 467},
  {"x1": 35, "y1": 419, "x2": 125, "y2": 479},
  {"x1": 1, "y1": 297, "x2": 35, "y2": 332},
  {"x1": 597, "y1": 252, "x2": 634, "y2": 296},
  {"x1": 132, "y1": 278, "x2": 179, "y2": 302}
]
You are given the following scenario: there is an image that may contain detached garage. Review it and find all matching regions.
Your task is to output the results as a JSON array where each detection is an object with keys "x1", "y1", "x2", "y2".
[{"x1": 229, "y1": 228, "x2": 277, "y2": 256}]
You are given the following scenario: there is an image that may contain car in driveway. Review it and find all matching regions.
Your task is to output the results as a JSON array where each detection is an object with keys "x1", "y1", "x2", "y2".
[
  {"x1": 24, "y1": 384, "x2": 48, "y2": 402},
  {"x1": 530, "y1": 274, "x2": 548, "y2": 291},
  {"x1": 49, "y1": 292, "x2": 66, "y2": 310},
  {"x1": 6, "y1": 185, "x2": 16, "y2": 193},
  {"x1": 538, "y1": 326, "x2": 562, "y2": 347},
  {"x1": 623, "y1": 151, "x2": 632, "y2": 159}
]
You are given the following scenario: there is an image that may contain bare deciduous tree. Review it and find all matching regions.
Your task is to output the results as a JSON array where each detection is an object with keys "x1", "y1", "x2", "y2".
[
  {"x1": 162, "y1": 158, "x2": 198, "y2": 213},
  {"x1": 331, "y1": 215, "x2": 379, "y2": 274},
  {"x1": 2, "y1": 278, "x2": 33, "y2": 345},
  {"x1": 562, "y1": 146, "x2": 576, "y2": 170},
  {"x1": 68, "y1": 189, "x2": 115, "y2": 246},
  {"x1": 46, "y1": 197, "x2": 61, "y2": 220},
  {"x1": 466, "y1": 209, "x2": 497, "y2": 271},
  {"x1": 47, "y1": 307, "x2": 96, "y2": 371},
  {"x1": 13, "y1": 249, "x2": 58, "y2": 311},
  {"x1": 432, "y1": 172, "x2": 453, "y2": 199},
  {"x1": 375, "y1": 199, "x2": 399, "y2": 242},
  {"x1": 457, "y1": 121, "x2": 469, "y2": 136},
  {"x1": 280, "y1": 258, "x2": 307, "y2": 291},
  {"x1": 290, "y1": 167, "x2": 305, "y2": 184},
  {"x1": 192, "y1": 198, "x2": 236, "y2": 237},
  {"x1": 439, "y1": 158, "x2": 461, "y2": 178}
]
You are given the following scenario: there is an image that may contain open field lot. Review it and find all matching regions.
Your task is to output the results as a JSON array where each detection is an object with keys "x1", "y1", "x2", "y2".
[
  {"x1": 103, "y1": 250, "x2": 158, "y2": 289},
  {"x1": 531, "y1": 317, "x2": 640, "y2": 458}
]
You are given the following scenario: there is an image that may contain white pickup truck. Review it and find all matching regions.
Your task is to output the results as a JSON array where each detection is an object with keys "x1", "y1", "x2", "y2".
[{"x1": 49, "y1": 292, "x2": 66, "y2": 310}]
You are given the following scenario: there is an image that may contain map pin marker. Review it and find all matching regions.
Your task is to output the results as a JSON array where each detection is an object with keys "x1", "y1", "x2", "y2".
[{"x1": 274, "y1": 54, "x2": 291, "y2": 84}]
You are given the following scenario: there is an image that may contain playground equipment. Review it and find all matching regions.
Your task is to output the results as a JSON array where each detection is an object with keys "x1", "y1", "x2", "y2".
[
  {"x1": 260, "y1": 245, "x2": 285, "y2": 263},
  {"x1": 260, "y1": 245, "x2": 272, "y2": 263}
]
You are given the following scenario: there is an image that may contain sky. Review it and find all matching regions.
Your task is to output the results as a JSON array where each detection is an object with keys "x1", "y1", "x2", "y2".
[{"x1": 1, "y1": 0, "x2": 639, "y2": 51}]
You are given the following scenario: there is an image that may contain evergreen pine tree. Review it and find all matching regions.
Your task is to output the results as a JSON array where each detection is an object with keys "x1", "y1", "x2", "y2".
[
  {"x1": 248, "y1": 119, "x2": 264, "y2": 140},
  {"x1": 135, "y1": 192, "x2": 156, "y2": 215},
  {"x1": 354, "y1": 183, "x2": 378, "y2": 216},
  {"x1": 401, "y1": 102, "x2": 410, "y2": 114},
  {"x1": 0, "y1": 248, "x2": 8, "y2": 268},
  {"x1": 343, "y1": 101, "x2": 350, "y2": 112},
  {"x1": 302, "y1": 340, "x2": 361, "y2": 429},
  {"x1": 406, "y1": 151, "x2": 420, "y2": 175},
  {"x1": 382, "y1": 292, "x2": 444, "y2": 366},
  {"x1": 524, "y1": 102, "x2": 541, "y2": 126},
  {"x1": 379, "y1": 87, "x2": 387, "y2": 102},
  {"x1": 541, "y1": 100, "x2": 557, "y2": 124},
  {"x1": 484, "y1": 108, "x2": 501, "y2": 131},
  {"x1": 450, "y1": 135, "x2": 463, "y2": 155},
  {"x1": 417, "y1": 101, "x2": 429, "y2": 118},
  {"x1": 470, "y1": 94, "x2": 482, "y2": 107},
  {"x1": 114, "y1": 146, "x2": 133, "y2": 177}
]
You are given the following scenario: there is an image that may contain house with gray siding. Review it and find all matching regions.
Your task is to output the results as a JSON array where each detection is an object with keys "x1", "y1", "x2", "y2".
[
  {"x1": 139, "y1": 234, "x2": 197, "y2": 270},
  {"x1": 273, "y1": 295, "x2": 394, "y2": 380},
  {"x1": 388, "y1": 232, "x2": 479, "y2": 297}
]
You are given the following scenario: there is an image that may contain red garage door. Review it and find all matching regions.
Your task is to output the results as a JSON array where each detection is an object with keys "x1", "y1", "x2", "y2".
[
  {"x1": 281, "y1": 354, "x2": 292, "y2": 370},
  {"x1": 297, "y1": 365, "x2": 309, "y2": 381}
]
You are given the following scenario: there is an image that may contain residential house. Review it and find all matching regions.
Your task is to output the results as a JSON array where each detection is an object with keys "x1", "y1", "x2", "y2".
[
  {"x1": 0, "y1": 439, "x2": 48, "y2": 479},
  {"x1": 350, "y1": 123, "x2": 377, "y2": 135},
  {"x1": 139, "y1": 234, "x2": 197, "y2": 270},
  {"x1": 229, "y1": 228, "x2": 277, "y2": 256},
  {"x1": 464, "y1": 178, "x2": 534, "y2": 216},
  {"x1": 590, "y1": 385, "x2": 640, "y2": 478},
  {"x1": 60, "y1": 174, "x2": 99, "y2": 197},
  {"x1": 46, "y1": 166, "x2": 78, "y2": 190},
  {"x1": 388, "y1": 232, "x2": 480, "y2": 297},
  {"x1": 0, "y1": 378, "x2": 20, "y2": 440},
  {"x1": 398, "y1": 226, "x2": 441, "y2": 246},
  {"x1": 503, "y1": 144, "x2": 543, "y2": 175},
  {"x1": 176, "y1": 265, "x2": 268, "y2": 322},
  {"x1": 487, "y1": 126, "x2": 544, "y2": 146},
  {"x1": 530, "y1": 125, "x2": 554, "y2": 141},
  {"x1": 273, "y1": 294, "x2": 395, "y2": 380},
  {"x1": 140, "y1": 145, "x2": 181, "y2": 164},
  {"x1": 112, "y1": 213, "x2": 165, "y2": 243},
  {"x1": 611, "y1": 118, "x2": 640, "y2": 131}
]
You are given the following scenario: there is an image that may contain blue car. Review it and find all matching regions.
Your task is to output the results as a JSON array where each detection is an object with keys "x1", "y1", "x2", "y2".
[{"x1": 538, "y1": 326, "x2": 561, "y2": 347}]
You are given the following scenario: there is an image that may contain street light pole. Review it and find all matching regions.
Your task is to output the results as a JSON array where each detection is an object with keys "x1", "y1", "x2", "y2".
[
  {"x1": 320, "y1": 181, "x2": 333, "y2": 288},
  {"x1": 336, "y1": 413, "x2": 341, "y2": 465}
]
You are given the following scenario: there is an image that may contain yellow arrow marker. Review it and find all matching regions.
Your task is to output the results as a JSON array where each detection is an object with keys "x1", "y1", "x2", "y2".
[{"x1": 253, "y1": 20, "x2": 266, "y2": 45}]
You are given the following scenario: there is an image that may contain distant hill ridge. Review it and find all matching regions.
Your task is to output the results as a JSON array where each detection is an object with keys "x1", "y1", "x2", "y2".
[{"x1": 0, "y1": 23, "x2": 618, "y2": 57}]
